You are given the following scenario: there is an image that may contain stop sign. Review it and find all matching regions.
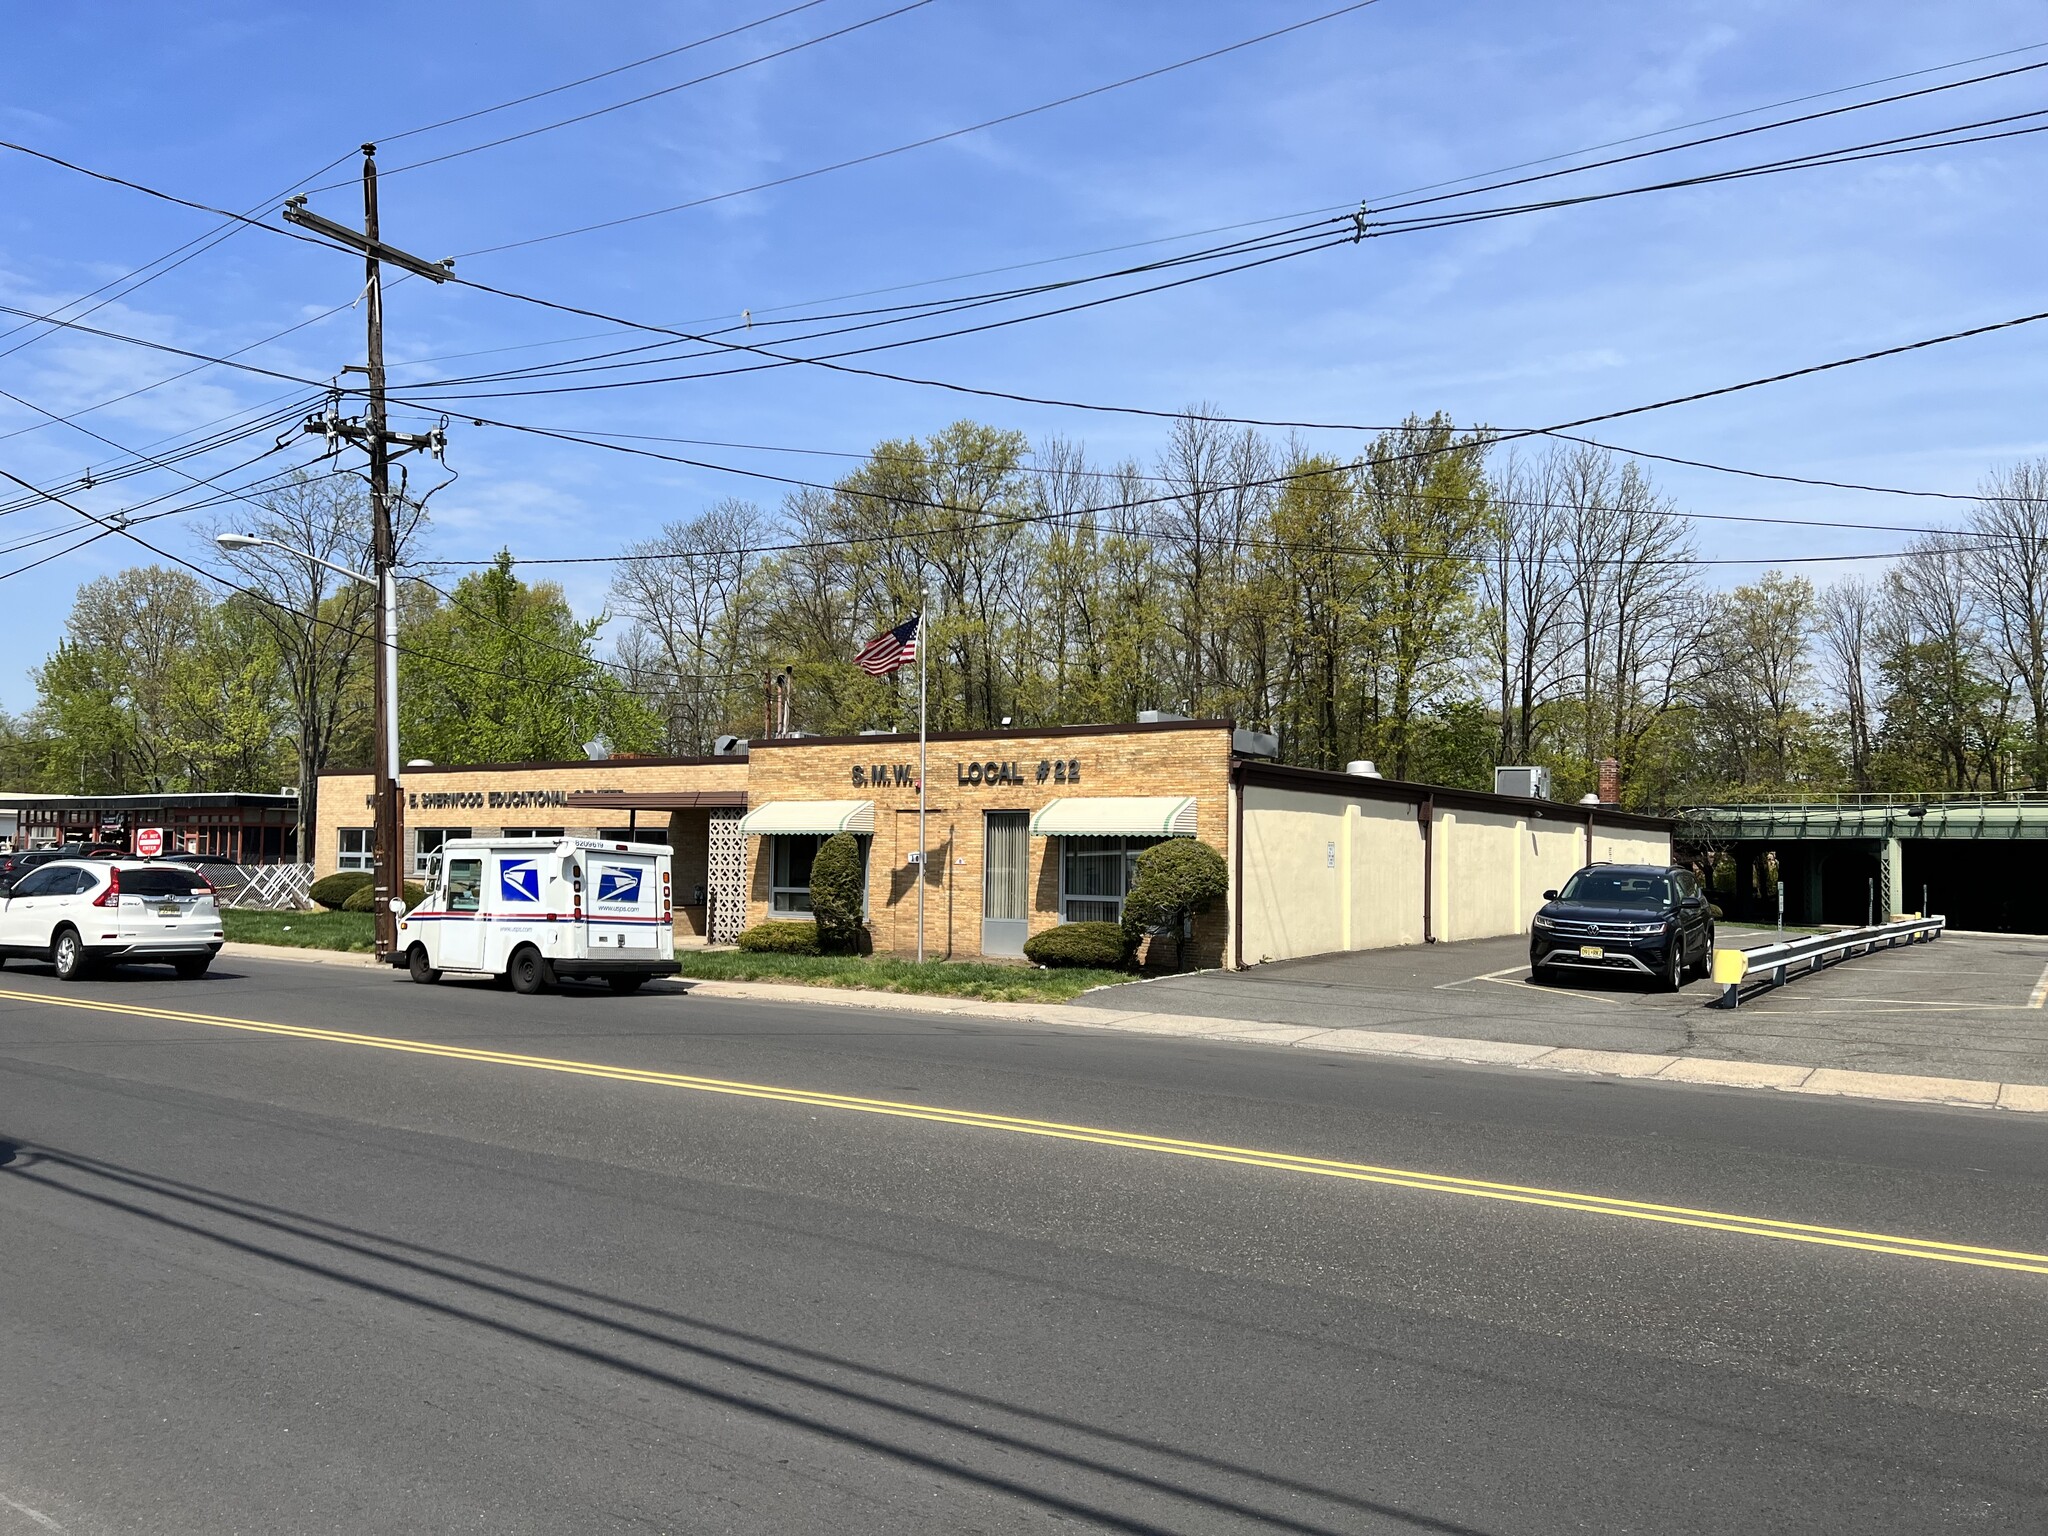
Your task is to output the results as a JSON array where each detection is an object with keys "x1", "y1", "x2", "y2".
[{"x1": 135, "y1": 827, "x2": 164, "y2": 858}]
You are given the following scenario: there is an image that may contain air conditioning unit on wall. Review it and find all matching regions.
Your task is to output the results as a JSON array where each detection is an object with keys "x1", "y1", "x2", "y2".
[{"x1": 1495, "y1": 766, "x2": 1551, "y2": 800}]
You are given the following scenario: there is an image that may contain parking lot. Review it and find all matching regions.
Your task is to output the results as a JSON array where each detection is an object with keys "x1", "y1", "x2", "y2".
[{"x1": 1076, "y1": 925, "x2": 2048, "y2": 1087}]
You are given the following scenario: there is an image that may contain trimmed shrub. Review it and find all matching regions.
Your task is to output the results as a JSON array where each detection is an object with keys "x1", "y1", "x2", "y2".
[
  {"x1": 809, "y1": 832, "x2": 867, "y2": 954},
  {"x1": 342, "y1": 879, "x2": 425, "y2": 913},
  {"x1": 1122, "y1": 839, "x2": 1229, "y2": 970},
  {"x1": 1023, "y1": 921, "x2": 1128, "y2": 970},
  {"x1": 737, "y1": 920, "x2": 820, "y2": 955},
  {"x1": 310, "y1": 870, "x2": 373, "y2": 910}
]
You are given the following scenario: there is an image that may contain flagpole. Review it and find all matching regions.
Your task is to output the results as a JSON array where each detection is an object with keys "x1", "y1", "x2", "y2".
[{"x1": 916, "y1": 604, "x2": 928, "y2": 964}]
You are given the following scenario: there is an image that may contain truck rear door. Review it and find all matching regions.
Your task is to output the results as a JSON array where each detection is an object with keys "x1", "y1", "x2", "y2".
[{"x1": 585, "y1": 852, "x2": 660, "y2": 953}]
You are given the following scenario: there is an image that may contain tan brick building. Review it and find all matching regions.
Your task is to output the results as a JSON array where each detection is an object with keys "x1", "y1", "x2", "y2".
[{"x1": 316, "y1": 721, "x2": 1673, "y2": 967}]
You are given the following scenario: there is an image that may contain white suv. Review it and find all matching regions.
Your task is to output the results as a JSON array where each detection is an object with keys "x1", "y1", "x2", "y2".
[{"x1": 0, "y1": 859, "x2": 225, "y2": 980}]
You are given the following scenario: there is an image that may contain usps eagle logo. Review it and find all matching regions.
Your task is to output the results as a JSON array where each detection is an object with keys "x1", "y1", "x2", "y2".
[
  {"x1": 596, "y1": 866, "x2": 641, "y2": 904},
  {"x1": 499, "y1": 859, "x2": 541, "y2": 903}
]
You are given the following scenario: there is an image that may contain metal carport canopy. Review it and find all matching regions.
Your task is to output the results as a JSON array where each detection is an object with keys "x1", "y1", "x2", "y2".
[
  {"x1": 1030, "y1": 796, "x2": 1197, "y2": 837},
  {"x1": 737, "y1": 800, "x2": 875, "y2": 835}
]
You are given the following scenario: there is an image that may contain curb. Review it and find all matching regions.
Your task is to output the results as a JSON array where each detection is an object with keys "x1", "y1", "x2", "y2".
[
  {"x1": 674, "y1": 977, "x2": 2048, "y2": 1115},
  {"x1": 220, "y1": 942, "x2": 380, "y2": 969}
]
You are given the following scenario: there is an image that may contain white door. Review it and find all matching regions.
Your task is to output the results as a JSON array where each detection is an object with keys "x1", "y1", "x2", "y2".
[{"x1": 438, "y1": 857, "x2": 486, "y2": 970}]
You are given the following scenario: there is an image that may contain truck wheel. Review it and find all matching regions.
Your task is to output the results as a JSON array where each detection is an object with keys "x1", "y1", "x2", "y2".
[
  {"x1": 52, "y1": 927, "x2": 94, "y2": 982},
  {"x1": 606, "y1": 974, "x2": 647, "y2": 994},
  {"x1": 407, "y1": 944, "x2": 441, "y2": 985},
  {"x1": 509, "y1": 945, "x2": 555, "y2": 996}
]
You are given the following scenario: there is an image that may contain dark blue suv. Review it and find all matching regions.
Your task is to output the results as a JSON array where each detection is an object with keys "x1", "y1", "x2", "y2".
[{"x1": 1529, "y1": 863, "x2": 1714, "y2": 991}]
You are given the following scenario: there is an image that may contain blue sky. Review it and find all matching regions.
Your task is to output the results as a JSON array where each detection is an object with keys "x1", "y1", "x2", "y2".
[{"x1": 3, "y1": 0, "x2": 2046, "y2": 711}]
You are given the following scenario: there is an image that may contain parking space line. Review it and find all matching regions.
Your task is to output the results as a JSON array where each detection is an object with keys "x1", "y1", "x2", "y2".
[
  {"x1": 1436, "y1": 965, "x2": 1529, "y2": 989},
  {"x1": 2029, "y1": 965, "x2": 2048, "y2": 1009},
  {"x1": 1476, "y1": 974, "x2": 1628, "y2": 1007}
]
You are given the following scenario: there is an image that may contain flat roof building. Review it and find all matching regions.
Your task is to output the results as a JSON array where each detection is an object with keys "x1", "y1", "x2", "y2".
[
  {"x1": 0, "y1": 790, "x2": 302, "y2": 862},
  {"x1": 316, "y1": 721, "x2": 1673, "y2": 968}
]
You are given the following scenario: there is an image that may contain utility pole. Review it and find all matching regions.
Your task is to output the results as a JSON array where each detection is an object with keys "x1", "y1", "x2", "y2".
[{"x1": 284, "y1": 145, "x2": 451, "y2": 959}]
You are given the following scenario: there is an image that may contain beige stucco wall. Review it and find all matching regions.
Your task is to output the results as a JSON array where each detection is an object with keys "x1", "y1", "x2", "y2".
[
  {"x1": 1591, "y1": 824, "x2": 1673, "y2": 867},
  {"x1": 1246, "y1": 784, "x2": 1669, "y2": 962}
]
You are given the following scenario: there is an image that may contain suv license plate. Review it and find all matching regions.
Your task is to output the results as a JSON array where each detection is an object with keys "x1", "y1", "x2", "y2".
[
  {"x1": 157, "y1": 903, "x2": 181, "y2": 917},
  {"x1": 1578, "y1": 945, "x2": 1605, "y2": 959}
]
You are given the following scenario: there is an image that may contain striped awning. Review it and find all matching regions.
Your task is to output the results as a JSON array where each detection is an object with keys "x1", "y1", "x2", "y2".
[
  {"x1": 737, "y1": 799, "x2": 874, "y2": 836},
  {"x1": 1030, "y1": 796, "x2": 1197, "y2": 838}
]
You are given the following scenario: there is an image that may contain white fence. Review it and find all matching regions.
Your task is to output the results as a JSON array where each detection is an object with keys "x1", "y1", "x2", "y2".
[{"x1": 221, "y1": 863, "x2": 316, "y2": 910}]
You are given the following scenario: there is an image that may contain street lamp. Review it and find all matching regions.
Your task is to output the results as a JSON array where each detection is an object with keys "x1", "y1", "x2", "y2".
[{"x1": 217, "y1": 530, "x2": 405, "y2": 957}]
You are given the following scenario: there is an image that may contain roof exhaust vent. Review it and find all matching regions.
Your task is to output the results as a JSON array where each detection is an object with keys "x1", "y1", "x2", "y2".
[{"x1": 1345, "y1": 760, "x2": 1381, "y2": 778}]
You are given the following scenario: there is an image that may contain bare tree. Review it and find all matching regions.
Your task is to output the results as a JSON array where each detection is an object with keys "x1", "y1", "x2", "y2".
[
  {"x1": 1815, "y1": 576, "x2": 1881, "y2": 789},
  {"x1": 608, "y1": 498, "x2": 768, "y2": 751},
  {"x1": 207, "y1": 469, "x2": 422, "y2": 852},
  {"x1": 1482, "y1": 449, "x2": 1574, "y2": 764},
  {"x1": 1965, "y1": 460, "x2": 2048, "y2": 789}
]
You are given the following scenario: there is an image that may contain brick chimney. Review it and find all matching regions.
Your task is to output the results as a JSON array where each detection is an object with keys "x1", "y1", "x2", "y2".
[{"x1": 1598, "y1": 757, "x2": 1620, "y2": 805}]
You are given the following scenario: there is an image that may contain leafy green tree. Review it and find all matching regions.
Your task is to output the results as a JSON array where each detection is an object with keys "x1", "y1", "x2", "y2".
[{"x1": 400, "y1": 552, "x2": 660, "y2": 764}]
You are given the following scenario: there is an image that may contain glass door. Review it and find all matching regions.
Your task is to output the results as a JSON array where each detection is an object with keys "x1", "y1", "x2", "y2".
[{"x1": 981, "y1": 811, "x2": 1030, "y2": 957}]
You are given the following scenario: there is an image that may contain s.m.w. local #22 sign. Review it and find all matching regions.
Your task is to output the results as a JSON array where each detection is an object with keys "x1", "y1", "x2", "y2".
[{"x1": 850, "y1": 759, "x2": 1083, "y2": 789}]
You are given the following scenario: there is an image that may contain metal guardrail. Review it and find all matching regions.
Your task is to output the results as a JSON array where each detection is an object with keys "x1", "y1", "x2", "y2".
[{"x1": 1711, "y1": 915, "x2": 1945, "y2": 1008}]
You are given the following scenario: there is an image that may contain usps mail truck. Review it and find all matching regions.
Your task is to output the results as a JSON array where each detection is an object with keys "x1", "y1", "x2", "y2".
[{"x1": 395, "y1": 837, "x2": 679, "y2": 994}]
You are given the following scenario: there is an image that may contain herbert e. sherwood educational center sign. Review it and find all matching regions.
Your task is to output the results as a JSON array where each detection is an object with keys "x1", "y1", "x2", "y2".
[{"x1": 404, "y1": 787, "x2": 572, "y2": 811}]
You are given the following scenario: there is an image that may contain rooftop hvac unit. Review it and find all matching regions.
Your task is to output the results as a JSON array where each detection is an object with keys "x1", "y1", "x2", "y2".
[
  {"x1": 711, "y1": 735, "x2": 749, "y2": 757},
  {"x1": 1495, "y1": 765, "x2": 1551, "y2": 800},
  {"x1": 1137, "y1": 709, "x2": 1191, "y2": 724},
  {"x1": 1232, "y1": 728, "x2": 1278, "y2": 759}
]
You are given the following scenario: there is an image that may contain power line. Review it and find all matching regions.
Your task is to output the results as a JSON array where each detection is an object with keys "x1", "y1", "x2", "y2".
[
  {"x1": 348, "y1": 38, "x2": 2048, "y2": 376},
  {"x1": 371, "y1": 0, "x2": 838, "y2": 148},
  {"x1": 452, "y1": 0, "x2": 1387, "y2": 258},
  {"x1": 351, "y1": 1, "x2": 940, "y2": 186}
]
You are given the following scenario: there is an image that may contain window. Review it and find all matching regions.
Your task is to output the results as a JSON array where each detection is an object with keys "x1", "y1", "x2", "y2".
[
  {"x1": 1558, "y1": 869, "x2": 1672, "y2": 908},
  {"x1": 501, "y1": 827, "x2": 564, "y2": 840},
  {"x1": 338, "y1": 828, "x2": 372, "y2": 872},
  {"x1": 1060, "y1": 837, "x2": 1161, "y2": 924},
  {"x1": 446, "y1": 857, "x2": 483, "y2": 914},
  {"x1": 599, "y1": 826, "x2": 668, "y2": 845},
  {"x1": 124, "y1": 868, "x2": 209, "y2": 897},
  {"x1": 8, "y1": 866, "x2": 63, "y2": 896},
  {"x1": 770, "y1": 835, "x2": 822, "y2": 915},
  {"x1": 414, "y1": 827, "x2": 469, "y2": 874}
]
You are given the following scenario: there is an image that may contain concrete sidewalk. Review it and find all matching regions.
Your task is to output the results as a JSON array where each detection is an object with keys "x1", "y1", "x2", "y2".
[{"x1": 214, "y1": 940, "x2": 2048, "y2": 1115}]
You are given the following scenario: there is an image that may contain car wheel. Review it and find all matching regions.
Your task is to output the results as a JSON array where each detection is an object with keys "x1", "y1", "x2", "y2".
[
  {"x1": 606, "y1": 974, "x2": 646, "y2": 994},
  {"x1": 173, "y1": 956, "x2": 211, "y2": 979},
  {"x1": 1660, "y1": 943, "x2": 1685, "y2": 992},
  {"x1": 51, "y1": 927, "x2": 93, "y2": 982},
  {"x1": 407, "y1": 944, "x2": 441, "y2": 985},
  {"x1": 1530, "y1": 963, "x2": 1554, "y2": 986},
  {"x1": 508, "y1": 945, "x2": 555, "y2": 996}
]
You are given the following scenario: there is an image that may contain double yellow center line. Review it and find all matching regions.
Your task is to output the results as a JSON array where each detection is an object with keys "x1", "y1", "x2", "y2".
[{"x1": 5, "y1": 986, "x2": 2045, "y2": 1276}]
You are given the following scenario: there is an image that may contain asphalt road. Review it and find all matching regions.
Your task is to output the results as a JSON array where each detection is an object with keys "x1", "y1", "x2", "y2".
[
  {"x1": 2, "y1": 953, "x2": 2045, "y2": 1534},
  {"x1": 1089, "y1": 927, "x2": 2048, "y2": 1084}
]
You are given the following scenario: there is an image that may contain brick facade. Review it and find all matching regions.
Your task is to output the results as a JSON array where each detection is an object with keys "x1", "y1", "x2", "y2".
[{"x1": 742, "y1": 722, "x2": 1235, "y2": 964}]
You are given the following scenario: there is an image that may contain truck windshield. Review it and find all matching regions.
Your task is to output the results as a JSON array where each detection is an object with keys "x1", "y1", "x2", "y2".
[{"x1": 1558, "y1": 870, "x2": 1671, "y2": 908}]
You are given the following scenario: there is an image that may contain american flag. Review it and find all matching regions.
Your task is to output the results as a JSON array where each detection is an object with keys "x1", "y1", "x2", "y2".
[{"x1": 854, "y1": 614, "x2": 920, "y2": 676}]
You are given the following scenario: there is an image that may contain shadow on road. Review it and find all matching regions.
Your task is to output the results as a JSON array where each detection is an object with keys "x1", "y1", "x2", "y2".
[{"x1": 1, "y1": 1135, "x2": 1495, "y2": 1536}]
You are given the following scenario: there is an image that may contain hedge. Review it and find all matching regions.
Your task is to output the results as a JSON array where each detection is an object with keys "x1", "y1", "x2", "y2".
[
  {"x1": 1023, "y1": 921, "x2": 1128, "y2": 969},
  {"x1": 737, "y1": 920, "x2": 821, "y2": 955},
  {"x1": 341, "y1": 880, "x2": 425, "y2": 913},
  {"x1": 309, "y1": 870, "x2": 373, "y2": 910},
  {"x1": 809, "y1": 832, "x2": 866, "y2": 954}
]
